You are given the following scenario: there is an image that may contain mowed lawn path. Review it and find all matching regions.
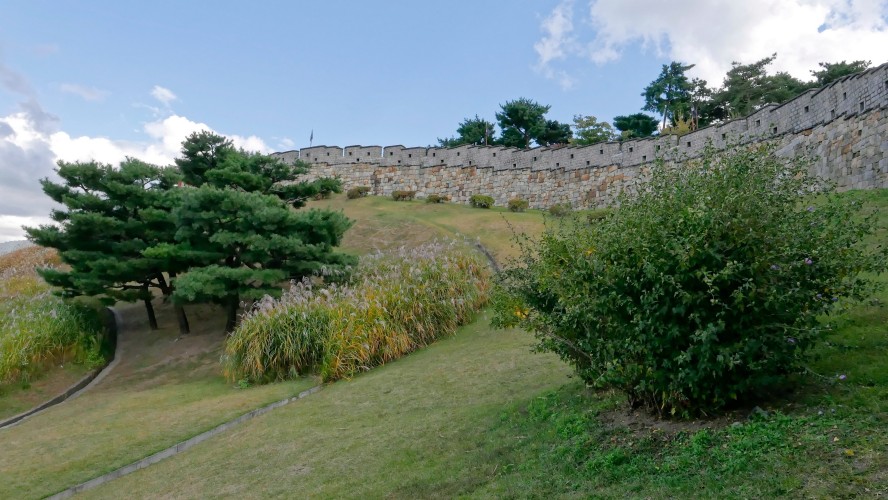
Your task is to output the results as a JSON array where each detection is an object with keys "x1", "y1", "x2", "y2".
[
  {"x1": 82, "y1": 312, "x2": 571, "y2": 498},
  {"x1": 0, "y1": 302, "x2": 316, "y2": 499}
]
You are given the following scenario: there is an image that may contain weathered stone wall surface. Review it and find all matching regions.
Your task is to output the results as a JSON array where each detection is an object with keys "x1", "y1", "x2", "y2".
[{"x1": 274, "y1": 63, "x2": 888, "y2": 208}]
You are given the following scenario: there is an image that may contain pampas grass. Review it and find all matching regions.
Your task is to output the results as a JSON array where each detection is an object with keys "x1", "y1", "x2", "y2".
[{"x1": 223, "y1": 241, "x2": 491, "y2": 383}]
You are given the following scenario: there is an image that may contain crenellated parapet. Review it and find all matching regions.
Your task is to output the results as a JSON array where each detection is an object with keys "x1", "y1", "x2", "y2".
[{"x1": 274, "y1": 62, "x2": 888, "y2": 208}]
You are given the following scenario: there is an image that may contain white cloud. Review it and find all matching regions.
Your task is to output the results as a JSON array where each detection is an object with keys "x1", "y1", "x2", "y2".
[
  {"x1": 534, "y1": 0, "x2": 579, "y2": 89},
  {"x1": 0, "y1": 215, "x2": 53, "y2": 242},
  {"x1": 0, "y1": 110, "x2": 273, "y2": 242},
  {"x1": 150, "y1": 85, "x2": 177, "y2": 105},
  {"x1": 59, "y1": 83, "x2": 109, "y2": 101},
  {"x1": 0, "y1": 65, "x2": 272, "y2": 242},
  {"x1": 277, "y1": 137, "x2": 296, "y2": 150},
  {"x1": 536, "y1": 0, "x2": 888, "y2": 85}
]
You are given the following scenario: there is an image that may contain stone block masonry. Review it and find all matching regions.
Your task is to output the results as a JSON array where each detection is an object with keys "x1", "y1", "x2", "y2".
[{"x1": 274, "y1": 63, "x2": 888, "y2": 209}]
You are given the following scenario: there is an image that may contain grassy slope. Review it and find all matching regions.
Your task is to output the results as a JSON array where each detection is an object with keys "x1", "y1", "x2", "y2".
[
  {"x1": 0, "y1": 301, "x2": 316, "y2": 499},
  {"x1": 83, "y1": 314, "x2": 572, "y2": 499},
  {"x1": 0, "y1": 196, "x2": 551, "y2": 498},
  {"x1": 85, "y1": 190, "x2": 888, "y2": 498},
  {"x1": 0, "y1": 363, "x2": 91, "y2": 419},
  {"x1": 308, "y1": 195, "x2": 549, "y2": 262}
]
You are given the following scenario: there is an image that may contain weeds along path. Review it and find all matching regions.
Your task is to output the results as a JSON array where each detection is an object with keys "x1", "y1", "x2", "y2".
[
  {"x1": 79, "y1": 312, "x2": 572, "y2": 499},
  {"x1": 0, "y1": 301, "x2": 316, "y2": 499}
]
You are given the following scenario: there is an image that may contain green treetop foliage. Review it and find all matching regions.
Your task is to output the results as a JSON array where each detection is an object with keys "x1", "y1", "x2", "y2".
[
  {"x1": 160, "y1": 185, "x2": 355, "y2": 331},
  {"x1": 612, "y1": 113, "x2": 659, "y2": 139},
  {"x1": 176, "y1": 130, "x2": 338, "y2": 207},
  {"x1": 570, "y1": 115, "x2": 616, "y2": 145},
  {"x1": 25, "y1": 158, "x2": 187, "y2": 331},
  {"x1": 642, "y1": 61, "x2": 695, "y2": 129},
  {"x1": 438, "y1": 115, "x2": 498, "y2": 147},
  {"x1": 153, "y1": 132, "x2": 355, "y2": 331},
  {"x1": 496, "y1": 98, "x2": 569, "y2": 148},
  {"x1": 710, "y1": 54, "x2": 812, "y2": 118},
  {"x1": 535, "y1": 119, "x2": 572, "y2": 147},
  {"x1": 810, "y1": 60, "x2": 871, "y2": 86}
]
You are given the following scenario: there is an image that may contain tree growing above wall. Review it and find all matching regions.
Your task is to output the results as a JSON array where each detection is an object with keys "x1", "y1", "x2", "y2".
[
  {"x1": 811, "y1": 60, "x2": 871, "y2": 86},
  {"x1": 438, "y1": 115, "x2": 498, "y2": 147},
  {"x1": 571, "y1": 115, "x2": 616, "y2": 145},
  {"x1": 496, "y1": 98, "x2": 571, "y2": 148},
  {"x1": 613, "y1": 113, "x2": 659, "y2": 139}
]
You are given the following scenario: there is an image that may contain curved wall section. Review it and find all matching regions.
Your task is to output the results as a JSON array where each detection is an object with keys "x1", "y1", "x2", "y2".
[{"x1": 274, "y1": 63, "x2": 888, "y2": 208}]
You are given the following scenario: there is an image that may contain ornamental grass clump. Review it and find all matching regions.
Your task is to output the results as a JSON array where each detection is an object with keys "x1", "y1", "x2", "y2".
[
  {"x1": 223, "y1": 241, "x2": 491, "y2": 383},
  {"x1": 0, "y1": 247, "x2": 104, "y2": 384},
  {"x1": 493, "y1": 144, "x2": 886, "y2": 417}
]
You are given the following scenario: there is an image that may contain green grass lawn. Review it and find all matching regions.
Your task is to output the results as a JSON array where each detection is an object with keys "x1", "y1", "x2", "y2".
[
  {"x1": 2, "y1": 190, "x2": 885, "y2": 498},
  {"x1": 308, "y1": 194, "x2": 552, "y2": 262},
  {"x1": 0, "y1": 363, "x2": 91, "y2": 420},
  {"x1": 0, "y1": 301, "x2": 317, "y2": 499},
  {"x1": 81, "y1": 313, "x2": 573, "y2": 499},
  {"x1": 71, "y1": 190, "x2": 887, "y2": 498}
]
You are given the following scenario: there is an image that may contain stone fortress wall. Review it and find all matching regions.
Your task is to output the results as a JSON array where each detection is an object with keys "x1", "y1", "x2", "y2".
[{"x1": 273, "y1": 63, "x2": 888, "y2": 209}]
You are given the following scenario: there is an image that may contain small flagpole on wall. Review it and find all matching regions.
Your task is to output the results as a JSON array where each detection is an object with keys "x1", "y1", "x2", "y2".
[{"x1": 309, "y1": 129, "x2": 314, "y2": 147}]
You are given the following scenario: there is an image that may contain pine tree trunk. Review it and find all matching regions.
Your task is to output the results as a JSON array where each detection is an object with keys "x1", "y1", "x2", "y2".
[
  {"x1": 167, "y1": 271, "x2": 190, "y2": 335},
  {"x1": 224, "y1": 297, "x2": 239, "y2": 333},
  {"x1": 144, "y1": 296, "x2": 158, "y2": 330},
  {"x1": 175, "y1": 304, "x2": 190, "y2": 334}
]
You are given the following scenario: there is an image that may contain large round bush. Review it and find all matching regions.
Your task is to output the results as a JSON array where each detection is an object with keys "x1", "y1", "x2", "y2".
[{"x1": 493, "y1": 145, "x2": 885, "y2": 416}]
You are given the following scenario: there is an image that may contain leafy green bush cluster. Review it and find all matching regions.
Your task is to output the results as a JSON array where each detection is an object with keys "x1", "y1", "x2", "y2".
[
  {"x1": 0, "y1": 247, "x2": 104, "y2": 384},
  {"x1": 493, "y1": 145, "x2": 886, "y2": 416},
  {"x1": 425, "y1": 194, "x2": 448, "y2": 204},
  {"x1": 223, "y1": 241, "x2": 491, "y2": 383},
  {"x1": 392, "y1": 190, "x2": 416, "y2": 201},
  {"x1": 470, "y1": 194, "x2": 495, "y2": 209},
  {"x1": 508, "y1": 198, "x2": 529, "y2": 212},
  {"x1": 548, "y1": 203, "x2": 572, "y2": 217},
  {"x1": 346, "y1": 186, "x2": 371, "y2": 199}
]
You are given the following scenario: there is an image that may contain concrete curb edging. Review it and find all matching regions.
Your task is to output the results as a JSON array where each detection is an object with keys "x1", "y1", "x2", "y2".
[
  {"x1": 474, "y1": 242, "x2": 500, "y2": 273},
  {"x1": 0, "y1": 308, "x2": 120, "y2": 430},
  {"x1": 47, "y1": 384, "x2": 323, "y2": 499}
]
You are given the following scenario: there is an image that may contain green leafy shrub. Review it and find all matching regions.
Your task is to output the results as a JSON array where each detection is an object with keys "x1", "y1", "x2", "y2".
[
  {"x1": 346, "y1": 186, "x2": 371, "y2": 199},
  {"x1": 470, "y1": 194, "x2": 495, "y2": 209},
  {"x1": 493, "y1": 145, "x2": 886, "y2": 416},
  {"x1": 392, "y1": 190, "x2": 416, "y2": 201},
  {"x1": 312, "y1": 177, "x2": 343, "y2": 200},
  {"x1": 223, "y1": 241, "x2": 491, "y2": 383},
  {"x1": 548, "y1": 203, "x2": 572, "y2": 217},
  {"x1": 425, "y1": 194, "x2": 448, "y2": 204},
  {"x1": 508, "y1": 198, "x2": 529, "y2": 212}
]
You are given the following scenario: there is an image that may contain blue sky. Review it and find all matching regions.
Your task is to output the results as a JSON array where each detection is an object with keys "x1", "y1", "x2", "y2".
[
  {"x1": 1, "y1": 0, "x2": 887, "y2": 240},
  {"x1": 0, "y1": 0, "x2": 659, "y2": 148}
]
